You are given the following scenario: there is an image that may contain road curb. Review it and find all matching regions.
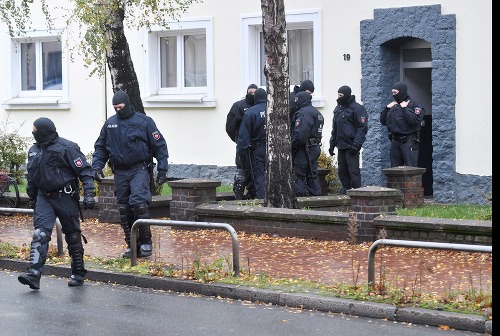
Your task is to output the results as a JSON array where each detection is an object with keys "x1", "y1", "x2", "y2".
[{"x1": 1, "y1": 258, "x2": 491, "y2": 334}]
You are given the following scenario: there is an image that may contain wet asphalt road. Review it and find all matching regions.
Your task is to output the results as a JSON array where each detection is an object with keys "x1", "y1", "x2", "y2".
[{"x1": 0, "y1": 270, "x2": 482, "y2": 336}]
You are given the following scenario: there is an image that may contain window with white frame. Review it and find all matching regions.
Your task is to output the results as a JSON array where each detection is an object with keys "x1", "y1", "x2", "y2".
[
  {"x1": 4, "y1": 29, "x2": 69, "y2": 109},
  {"x1": 142, "y1": 18, "x2": 215, "y2": 108},
  {"x1": 242, "y1": 9, "x2": 323, "y2": 107},
  {"x1": 258, "y1": 27, "x2": 313, "y2": 87}
]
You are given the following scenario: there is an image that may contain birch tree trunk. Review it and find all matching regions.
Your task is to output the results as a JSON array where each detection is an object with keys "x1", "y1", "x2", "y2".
[
  {"x1": 261, "y1": 0, "x2": 298, "y2": 209},
  {"x1": 104, "y1": 3, "x2": 144, "y2": 114}
]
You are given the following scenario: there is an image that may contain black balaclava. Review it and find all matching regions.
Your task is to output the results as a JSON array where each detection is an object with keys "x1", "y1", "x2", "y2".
[
  {"x1": 299, "y1": 80, "x2": 315, "y2": 93},
  {"x1": 336, "y1": 85, "x2": 352, "y2": 106},
  {"x1": 293, "y1": 91, "x2": 312, "y2": 112},
  {"x1": 245, "y1": 84, "x2": 259, "y2": 105},
  {"x1": 253, "y1": 88, "x2": 267, "y2": 104},
  {"x1": 392, "y1": 81, "x2": 409, "y2": 104},
  {"x1": 32, "y1": 117, "x2": 58, "y2": 147},
  {"x1": 112, "y1": 90, "x2": 134, "y2": 119}
]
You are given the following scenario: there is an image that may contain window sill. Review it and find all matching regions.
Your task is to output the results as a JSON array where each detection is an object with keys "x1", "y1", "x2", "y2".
[
  {"x1": 2, "y1": 96, "x2": 70, "y2": 110},
  {"x1": 142, "y1": 94, "x2": 216, "y2": 108}
]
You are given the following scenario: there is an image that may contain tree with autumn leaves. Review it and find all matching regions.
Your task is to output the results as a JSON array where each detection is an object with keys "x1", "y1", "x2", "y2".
[{"x1": 0, "y1": 0, "x2": 298, "y2": 208}]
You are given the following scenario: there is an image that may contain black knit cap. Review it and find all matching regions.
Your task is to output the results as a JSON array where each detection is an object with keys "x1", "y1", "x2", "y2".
[
  {"x1": 32, "y1": 117, "x2": 57, "y2": 146},
  {"x1": 294, "y1": 91, "x2": 313, "y2": 110},
  {"x1": 392, "y1": 81, "x2": 408, "y2": 103},
  {"x1": 393, "y1": 82, "x2": 408, "y2": 95},
  {"x1": 247, "y1": 83, "x2": 258, "y2": 92},
  {"x1": 338, "y1": 85, "x2": 351, "y2": 97},
  {"x1": 253, "y1": 88, "x2": 267, "y2": 102},
  {"x1": 299, "y1": 80, "x2": 315, "y2": 93}
]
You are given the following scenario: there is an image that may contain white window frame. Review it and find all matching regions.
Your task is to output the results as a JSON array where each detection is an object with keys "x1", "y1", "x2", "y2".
[
  {"x1": 3, "y1": 28, "x2": 70, "y2": 110},
  {"x1": 241, "y1": 9, "x2": 323, "y2": 108},
  {"x1": 142, "y1": 17, "x2": 215, "y2": 108}
]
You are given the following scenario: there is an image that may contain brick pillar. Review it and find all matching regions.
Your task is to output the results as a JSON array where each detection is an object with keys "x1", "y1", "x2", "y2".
[
  {"x1": 96, "y1": 176, "x2": 119, "y2": 223},
  {"x1": 382, "y1": 166, "x2": 426, "y2": 208},
  {"x1": 168, "y1": 179, "x2": 221, "y2": 221},
  {"x1": 347, "y1": 186, "x2": 402, "y2": 242}
]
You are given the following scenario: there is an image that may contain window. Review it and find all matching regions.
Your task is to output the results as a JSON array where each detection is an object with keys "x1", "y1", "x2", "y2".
[
  {"x1": 21, "y1": 40, "x2": 62, "y2": 91},
  {"x1": 4, "y1": 29, "x2": 69, "y2": 109},
  {"x1": 242, "y1": 9, "x2": 324, "y2": 107},
  {"x1": 142, "y1": 18, "x2": 215, "y2": 108}
]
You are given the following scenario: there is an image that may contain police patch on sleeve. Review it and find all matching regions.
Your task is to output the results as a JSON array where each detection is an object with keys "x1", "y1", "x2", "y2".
[
  {"x1": 360, "y1": 117, "x2": 366, "y2": 123},
  {"x1": 415, "y1": 108, "x2": 421, "y2": 115},
  {"x1": 295, "y1": 119, "x2": 301, "y2": 127},
  {"x1": 152, "y1": 131, "x2": 161, "y2": 140},
  {"x1": 73, "y1": 157, "x2": 83, "y2": 168}
]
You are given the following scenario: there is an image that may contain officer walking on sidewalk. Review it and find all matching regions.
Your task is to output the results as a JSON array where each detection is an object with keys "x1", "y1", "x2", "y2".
[
  {"x1": 18, "y1": 117, "x2": 96, "y2": 289},
  {"x1": 92, "y1": 90, "x2": 169, "y2": 259}
]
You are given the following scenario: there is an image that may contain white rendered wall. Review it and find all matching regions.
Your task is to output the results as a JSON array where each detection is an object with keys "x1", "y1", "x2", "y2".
[{"x1": 0, "y1": 0, "x2": 491, "y2": 176}]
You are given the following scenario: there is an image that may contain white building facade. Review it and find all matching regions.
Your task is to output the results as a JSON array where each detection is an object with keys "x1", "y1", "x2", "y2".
[{"x1": 0, "y1": 0, "x2": 492, "y2": 204}]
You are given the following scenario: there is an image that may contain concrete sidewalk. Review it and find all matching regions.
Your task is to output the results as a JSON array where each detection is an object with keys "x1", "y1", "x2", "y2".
[{"x1": 0, "y1": 258, "x2": 491, "y2": 335}]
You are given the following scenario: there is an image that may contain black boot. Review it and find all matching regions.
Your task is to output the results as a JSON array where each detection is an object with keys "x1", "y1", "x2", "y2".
[
  {"x1": 66, "y1": 232, "x2": 87, "y2": 287},
  {"x1": 118, "y1": 203, "x2": 132, "y2": 258},
  {"x1": 134, "y1": 203, "x2": 153, "y2": 258},
  {"x1": 18, "y1": 269, "x2": 41, "y2": 290},
  {"x1": 18, "y1": 228, "x2": 49, "y2": 290}
]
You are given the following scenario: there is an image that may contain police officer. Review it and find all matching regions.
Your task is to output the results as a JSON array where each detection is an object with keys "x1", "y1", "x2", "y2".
[
  {"x1": 328, "y1": 85, "x2": 368, "y2": 194},
  {"x1": 18, "y1": 117, "x2": 96, "y2": 289},
  {"x1": 225, "y1": 84, "x2": 258, "y2": 200},
  {"x1": 291, "y1": 91, "x2": 325, "y2": 197},
  {"x1": 236, "y1": 88, "x2": 267, "y2": 199},
  {"x1": 289, "y1": 79, "x2": 315, "y2": 121},
  {"x1": 380, "y1": 81, "x2": 424, "y2": 167},
  {"x1": 92, "y1": 90, "x2": 169, "y2": 258}
]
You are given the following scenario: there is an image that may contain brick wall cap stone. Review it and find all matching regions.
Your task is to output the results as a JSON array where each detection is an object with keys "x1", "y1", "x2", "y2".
[
  {"x1": 168, "y1": 178, "x2": 221, "y2": 188},
  {"x1": 382, "y1": 166, "x2": 427, "y2": 176},
  {"x1": 347, "y1": 186, "x2": 402, "y2": 198}
]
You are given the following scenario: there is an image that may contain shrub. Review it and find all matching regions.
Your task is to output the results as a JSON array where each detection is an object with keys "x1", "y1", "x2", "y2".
[
  {"x1": 0, "y1": 113, "x2": 30, "y2": 183},
  {"x1": 317, "y1": 150, "x2": 342, "y2": 194}
]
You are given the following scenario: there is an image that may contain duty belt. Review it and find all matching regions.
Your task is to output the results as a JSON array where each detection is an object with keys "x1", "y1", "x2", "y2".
[
  {"x1": 112, "y1": 161, "x2": 147, "y2": 170},
  {"x1": 42, "y1": 183, "x2": 77, "y2": 197},
  {"x1": 307, "y1": 138, "x2": 321, "y2": 146},
  {"x1": 391, "y1": 133, "x2": 412, "y2": 143}
]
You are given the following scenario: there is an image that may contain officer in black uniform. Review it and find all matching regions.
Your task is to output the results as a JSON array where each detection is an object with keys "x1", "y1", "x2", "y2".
[
  {"x1": 289, "y1": 80, "x2": 315, "y2": 122},
  {"x1": 18, "y1": 117, "x2": 96, "y2": 289},
  {"x1": 328, "y1": 85, "x2": 368, "y2": 194},
  {"x1": 380, "y1": 81, "x2": 424, "y2": 167},
  {"x1": 236, "y1": 88, "x2": 267, "y2": 199},
  {"x1": 225, "y1": 84, "x2": 258, "y2": 200},
  {"x1": 92, "y1": 90, "x2": 169, "y2": 258},
  {"x1": 291, "y1": 91, "x2": 325, "y2": 197}
]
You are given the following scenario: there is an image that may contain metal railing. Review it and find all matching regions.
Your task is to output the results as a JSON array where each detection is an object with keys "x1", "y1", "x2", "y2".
[
  {"x1": 0, "y1": 207, "x2": 64, "y2": 256},
  {"x1": 368, "y1": 239, "x2": 492, "y2": 287},
  {"x1": 130, "y1": 219, "x2": 240, "y2": 276}
]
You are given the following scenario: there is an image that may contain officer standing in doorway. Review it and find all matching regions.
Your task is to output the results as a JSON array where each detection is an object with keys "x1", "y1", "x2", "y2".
[{"x1": 380, "y1": 81, "x2": 424, "y2": 167}]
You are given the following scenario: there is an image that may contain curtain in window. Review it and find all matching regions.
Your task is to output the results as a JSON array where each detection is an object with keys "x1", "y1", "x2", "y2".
[
  {"x1": 160, "y1": 36, "x2": 177, "y2": 88},
  {"x1": 184, "y1": 34, "x2": 207, "y2": 87},
  {"x1": 21, "y1": 43, "x2": 36, "y2": 91},
  {"x1": 42, "y1": 41, "x2": 62, "y2": 90},
  {"x1": 287, "y1": 29, "x2": 313, "y2": 86}
]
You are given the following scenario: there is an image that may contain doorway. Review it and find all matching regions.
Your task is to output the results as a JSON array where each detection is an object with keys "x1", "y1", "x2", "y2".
[{"x1": 401, "y1": 40, "x2": 433, "y2": 197}]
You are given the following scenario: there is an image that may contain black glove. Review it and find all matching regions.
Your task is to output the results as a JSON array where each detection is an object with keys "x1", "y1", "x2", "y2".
[
  {"x1": 29, "y1": 198, "x2": 37, "y2": 209},
  {"x1": 349, "y1": 146, "x2": 359, "y2": 155},
  {"x1": 83, "y1": 193, "x2": 96, "y2": 210},
  {"x1": 328, "y1": 147, "x2": 335, "y2": 156},
  {"x1": 156, "y1": 170, "x2": 167, "y2": 186},
  {"x1": 93, "y1": 168, "x2": 105, "y2": 182}
]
